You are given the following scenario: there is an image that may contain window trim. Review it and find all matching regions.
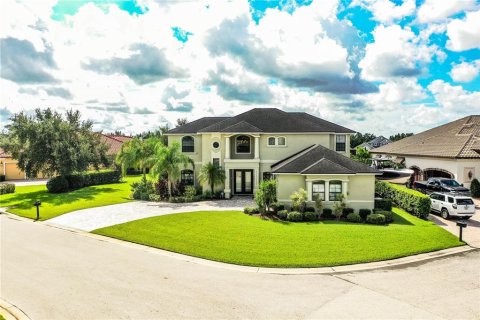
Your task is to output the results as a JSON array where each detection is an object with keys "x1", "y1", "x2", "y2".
[
  {"x1": 312, "y1": 181, "x2": 325, "y2": 201},
  {"x1": 182, "y1": 136, "x2": 195, "y2": 153},
  {"x1": 266, "y1": 136, "x2": 287, "y2": 148},
  {"x1": 329, "y1": 180, "x2": 343, "y2": 201},
  {"x1": 335, "y1": 135, "x2": 346, "y2": 152},
  {"x1": 235, "y1": 135, "x2": 251, "y2": 154}
]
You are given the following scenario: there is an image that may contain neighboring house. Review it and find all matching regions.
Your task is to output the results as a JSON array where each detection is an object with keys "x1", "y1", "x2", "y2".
[
  {"x1": 371, "y1": 115, "x2": 480, "y2": 188},
  {"x1": 357, "y1": 136, "x2": 391, "y2": 151},
  {"x1": 100, "y1": 134, "x2": 133, "y2": 159},
  {"x1": 166, "y1": 108, "x2": 378, "y2": 210}
]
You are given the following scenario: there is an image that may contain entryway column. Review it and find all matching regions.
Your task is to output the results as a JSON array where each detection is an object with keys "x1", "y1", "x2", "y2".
[
  {"x1": 306, "y1": 180, "x2": 313, "y2": 201},
  {"x1": 254, "y1": 136, "x2": 259, "y2": 159},
  {"x1": 224, "y1": 169, "x2": 231, "y2": 199},
  {"x1": 342, "y1": 181, "x2": 348, "y2": 198},
  {"x1": 325, "y1": 180, "x2": 330, "y2": 202},
  {"x1": 225, "y1": 137, "x2": 230, "y2": 159}
]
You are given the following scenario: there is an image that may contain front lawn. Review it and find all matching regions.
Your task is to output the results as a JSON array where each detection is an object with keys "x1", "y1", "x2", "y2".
[
  {"x1": 93, "y1": 208, "x2": 463, "y2": 268},
  {"x1": 0, "y1": 175, "x2": 141, "y2": 220}
]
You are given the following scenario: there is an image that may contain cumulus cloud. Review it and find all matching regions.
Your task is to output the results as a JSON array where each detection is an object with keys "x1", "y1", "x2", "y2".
[
  {"x1": 450, "y1": 60, "x2": 480, "y2": 82},
  {"x1": 160, "y1": 84, "x2": 194, "y2": 112},
  {"x1": 0, "y1": 37, "x2": 56, "y2": 83},
  {"x1": 352, "y1": 0, "x2": 415, "y2": 24},
  {"x1": 417, "y1": 0, "x2": 477, "y2": 23},
  {"x1": 446, "y1": 10, "x2": 480, "y2": 51},
  {"x1": 428, "y1": 80, "x2": 480, "y2": 113}
]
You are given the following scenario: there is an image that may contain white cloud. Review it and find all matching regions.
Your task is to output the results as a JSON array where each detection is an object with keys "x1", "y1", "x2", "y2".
[
  {"x1": 352, "y1": 0, "x2": 415, "y2": 24},
  {"x1": 450, "y1": 60, "x2": 480, "y2": 82},
  {"x1": 446, "y1": 9, "x2": 480, "y2": 51},
  {"x1": 428, "y1": 80, "x2": 480, "y2": 113},
  {"x1": 417, "y1": 0, "x2": 477, "y2": 23}
]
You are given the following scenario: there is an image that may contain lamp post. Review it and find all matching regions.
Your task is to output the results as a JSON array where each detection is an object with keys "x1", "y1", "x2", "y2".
[{"x1": 34, "y1": 201, "x2": 41, "y2": 220}]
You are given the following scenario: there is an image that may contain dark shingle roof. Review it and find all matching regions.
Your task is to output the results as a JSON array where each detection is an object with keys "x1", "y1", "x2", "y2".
[
  {"x1": 372, "y1": 115, "x2": 480, "y2": 159},
  {"x1": 167, "y1": 108, "x2": 354, "y2": 134},
  {"x1": 272, "y1": 144, "x2": 379, "y2": 175},
  {"x1": 357, "y1": 136, "x2": 391, "y2": 150}
]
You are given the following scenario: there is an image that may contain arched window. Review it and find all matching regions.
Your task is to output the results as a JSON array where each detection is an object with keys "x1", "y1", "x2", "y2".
[
  {"x1": 181, "y1": 169, "x2": 194, "y2": 185},
  {"x1": 329, "y1": 180, "x2": 342, "y2": 201},
  {"x1": 182, "y1": 136, "x2": 194, "y2": 152},
  {"x1": 312, "y1": 181, "x2": 325, "y2": 201},
  {"x1": 236, "y1": 135, "x2": 251, "y2": 154}
]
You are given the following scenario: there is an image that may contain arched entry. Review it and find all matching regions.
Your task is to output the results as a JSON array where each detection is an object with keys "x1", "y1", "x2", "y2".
[
  {"x1": 423, "y1": 168, "x2": 454, "y2": 179},
  {"x1": 409, "y1": 166, "x2": 423, "y2": 182}
]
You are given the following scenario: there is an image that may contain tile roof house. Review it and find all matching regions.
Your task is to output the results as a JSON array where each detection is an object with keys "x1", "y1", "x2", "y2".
[
  {"x1": 372, "y1": 115, "x2": 480, "y2": 187},
  {"x1": 167, "y1": 108, "x2": 378, "y2": 210},
  {"x1": 100, "y1": 134, "x2": 133, "y2": 156}
]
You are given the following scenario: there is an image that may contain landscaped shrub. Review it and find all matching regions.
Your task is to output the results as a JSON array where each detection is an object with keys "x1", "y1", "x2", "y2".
[
  {"x1": 255, "y1": 179, "x2": 277, "y2": 213},
  {"x1": 366, "y1": 213, "x2": 385, "y2": 225},
  {"x1": 347, "y1": 212, "x2": 362, "y2": 223},
  {"x1": 0, "y1": 183, "x2": 15, "y2": 195},
  {"x1": 375, "y1": 198, "x2": 393, "y2": 211},
  {"x1": 277, "y1": 209, "x2": 288, "y2": 220},
  {"x1": 375, "y1": 180, "x2": 430, "y2": 219},
  {"x1": 471, "y1": 178, "x2": 480, "y2": 198},
  {"x1": 314, "y1": 194, "x2": 323, "y2": 215},
  {"x1": 131, "y1": 178, "x2": 154, "y2": 200},
  {"x1": 65, "y1": 174, "x2": 85, "y2": 189},
  {"x1": 154, "y1": 178, "x2": 169, "y2": 200},
  {"x1": 0, "y1": 174, "x2": 5, "y2": 182},
  {"x1": 47, "y1": 176, "x2": 69, "y2": 193},
  {"x1": 83, "y1": 170, "x2": 122, "y2": 186},
  {"x1": 322, "y1": 208, "x2": 333, "y2": 219},
  {"x1": 244, "y1": 207, "x2": 256, "y2": 215},
  {"x1": 303, "y1": 211, "x2": 318, "y2": 221},
  {"x1": 333, "y1": 194, "x2": 346, "y2": 220},
  {"x1": 342, "y1": 207, "x2": 354, "y2": 218},
  {"x1": 359, "y1": 209, "x2": 372, "y2": 221},
  {"x1": 148, "y1": 194, "x2": 161, "y2": 202},
  {"x1": 290, "y1": 188, "x2": 307, "y2": 212},
  {"x1": 305, "y1": 206, "x2": 316, "y2": 213},
  {"x1": 287, "y1": 211, "x2": 303, "y2": 222},
  {"x1": 376, "y1": 210, "x2": 394, "y2": 223},
  {"x1": 183, "y1": 185, "x2": 197, "y2": 202},
  {"x1": 270, "y1": 202, "x2": 284, "y2": 214}
]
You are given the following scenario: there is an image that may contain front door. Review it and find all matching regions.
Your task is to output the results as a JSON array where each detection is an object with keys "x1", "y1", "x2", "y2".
[{"x1": 234, "y1": 170, "x2": 253, "y2": 194}]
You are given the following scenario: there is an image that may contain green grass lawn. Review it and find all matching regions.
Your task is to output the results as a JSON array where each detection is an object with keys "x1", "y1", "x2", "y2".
[
  {"x1": 93, "y1": 208, "x2": 463, "y2": 268},
  {"x1": 0, "y1": 175, "x2": 141, "y2": 221}
]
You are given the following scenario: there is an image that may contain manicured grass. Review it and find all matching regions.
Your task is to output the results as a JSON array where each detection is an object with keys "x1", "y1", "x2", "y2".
[
  {"x1": 0, "y1": 176, "x2": 142, "y2": 221},
  {"x1": 93, "y1": 208, "x2": 463, "y2": 268}
]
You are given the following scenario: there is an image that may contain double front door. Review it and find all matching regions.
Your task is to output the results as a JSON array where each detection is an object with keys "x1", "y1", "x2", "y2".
[{"x1": 234, "y1": 169, "x2": 253, "y2": 194}]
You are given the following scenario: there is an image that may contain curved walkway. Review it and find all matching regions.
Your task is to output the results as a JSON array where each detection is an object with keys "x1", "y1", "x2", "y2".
[{"x1": 47, "y1": 198, "x2": 255, "y2": 231}]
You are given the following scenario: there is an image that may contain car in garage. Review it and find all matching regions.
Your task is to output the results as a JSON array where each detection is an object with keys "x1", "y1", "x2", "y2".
[
  {"x1": 430, "y1": 192, "x2": 476, "y2": 219},
  {"x1": 414, "y1": 177, "x2": 470, "y2": 195}
]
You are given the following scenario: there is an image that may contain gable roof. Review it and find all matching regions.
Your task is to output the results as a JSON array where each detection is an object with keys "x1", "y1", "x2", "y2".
[
  {"x1": 167, "y1": 108, "x2": 354, "y2": 134},
  {"x1": 100, "y1": 134, "x2": 133, "y2": 155},
  {"x1": 272, "y1": 144, "x2": 379, "y2": 175},
  {"x1": 371, "y1": 115, "x2": 480, "y2": 159},
  {"x1": 357, "y1": 136, "x2": 391, "y2": 150}
]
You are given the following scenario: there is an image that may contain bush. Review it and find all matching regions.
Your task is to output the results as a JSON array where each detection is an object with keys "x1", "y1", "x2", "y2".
[
  {"x1": 148, "y1": 194, "x2": 161, "y2": 202},
  {"x1": 333, "y1": 194, "x2": 347, "y2": 220},
  {"x1": 169, "y1": 196, "x2": 185, "y2": 203},
  {"x1": 0, "y1": 183, "x2": 15, "y2": 195},
  {"x1": 0, "y1": 174, "x2": 5, "y2": 182},
  {"x1": 270, "y1": 202, "x2": 284, "y2": 214},
  {"x1": 255, "y1": 179, "x2": 277, "y2": 213},
  {"x1": 366, "y1": 213, "x2": 386, "y2": 225},
  {"x1": 290, "y1": 188, "x2": 307, "y2": 212},
  {"x1": 244, "y1": 207, "x2": 257, "y2": 215},
  {"x1": 347, "y1": 212, "x2": 362, "y2": 223},
  {"x1": 83, "y1": 170, "x2": 122, "y2": 186},
  {"x1": 287, "y1": 211, "x2": 303, "y2": 222},
  {"x1": 305, "y1": 206, "x2": 316, "y2": 212},
  {"x1": 184, "y1": 185, "x2": 197, "y2": 201},
  {"x1": 277, "y1": 209, "x2": 288, "y2": 220},
  {"x1": 65, "y1": 174, "x2": 85, "y2": 190},
  {"x1": 375, "y1": 180, "x2": 430, "y2": 219},
  {"x1": 471, "y1": 178, "x2": 480, "y2": 198},
  {"x1": 322, "y1": 208, "x2": 333, "y2": 219},
  {"x1": 131, "y1": 178, "x2": 154, "y2": 200},
  {"x1": 303, "y1": 211, "x2": 318, "y2": 221},
  {"x1": 359, "y1": 209, "x2": 372, "y2": 221},
  {"x1": 375, "y1": 210, "x2": 394, "y2": 223},
  {"x1": 342, "y1": 207, "x2": 354, "y2": 218},
  {"x1": 47, "y1": 176, "x2": 69, "y2": 193},
  {"x1": 375, "y1": 198, "x2": 393, "y2": 211}
]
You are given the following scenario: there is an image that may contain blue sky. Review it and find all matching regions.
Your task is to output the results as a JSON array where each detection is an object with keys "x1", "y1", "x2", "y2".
[{"x1": 1, "y1": 0, "x2": 479, "y2": 135}]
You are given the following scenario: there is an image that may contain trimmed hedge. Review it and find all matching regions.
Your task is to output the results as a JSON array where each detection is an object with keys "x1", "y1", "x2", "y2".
[
  {"x1": 375, "y1": 198, "x2": 392, "y2": 211},
  {"x1": 0, "y1": 183, "x2": 15, "y2": 195},
  {"x1": 47, "y1": 176, "x2": 69, "y2": 193},
  {"x1": 375, "y1": 180, "x2": 430, "y2": 219},
  {"x1": 471, "y1": 178, "x2": 480, "y2": 198},
  {"x1": 375, "y1": 210, "x2": 394, "y2": 223},
  {"x1": 303, "y1": 211, "x2": 318, "y2": 221},
  {"x1": 47, "y1": 171, "x2": 122, "y2": 193},
  {"x1": 359, "y1": 209, "x2": 371, "y2": 221},
  {"x1": 342, "y1": 207, "x2": 354, "y2": 218},
  {"x1": 366, "y1": 213, "x2": 385, "y2": 225},
  {"x1": 346, "y1": 212, "x2": 362, "y2": 223},
  {"x1": 322, "y1": 208, "x2": 334, "y2": 219},
  {"x1": 277, "y1": 209, "x2": 288, "y2": 220},
  {"x1": 83, "y1": 171, "x2": 122, "y2": 187},
  {"x1": 287, "y1": 211, "x2": 303, "y2": 222}
]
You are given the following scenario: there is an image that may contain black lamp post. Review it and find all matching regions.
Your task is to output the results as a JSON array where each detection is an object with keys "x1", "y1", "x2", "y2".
[
  {"x1": 34, "y1": 201, "x2": 41, "y2": 220},
  {"x1": 456, "y1": 221, "x2": 467, "y2": 242}
]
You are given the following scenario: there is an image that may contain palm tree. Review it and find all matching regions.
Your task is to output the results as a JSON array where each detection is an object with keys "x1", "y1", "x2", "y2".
[
  {"x1": 115, "y1": 137, "x2": 160, "y2": 180},
  {"x1": 198, "y1": 162, "x2": 226, "y2": 196},
  {"x1": 150, "y1": 142, "x2": 194, "y2": 197}
]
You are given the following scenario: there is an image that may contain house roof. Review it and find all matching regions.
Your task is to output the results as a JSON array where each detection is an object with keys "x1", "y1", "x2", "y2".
[
  {"x1": 357, "y1": 136, "x2": 391, "y2": 150},
  {"x1": 0, "y1": 148, "x2": 11, "y2": 158},
  {"x1": 371, "y1": 115, "x2": 480, "y2": 159},
  {"x1": 272, "y1": 144, "x2": 379, "y2": 175},
  {"x1": 100, "y1": 134, "x2": 133, "y2": 155},
  {"x1": 167, "y1": 108, "x2": 355, "y2": 134}
]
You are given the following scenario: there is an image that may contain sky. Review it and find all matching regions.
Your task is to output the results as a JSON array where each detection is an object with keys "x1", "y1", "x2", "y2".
[{"x1": 1, "y1": 0, "x2": 479, "y2": 136}]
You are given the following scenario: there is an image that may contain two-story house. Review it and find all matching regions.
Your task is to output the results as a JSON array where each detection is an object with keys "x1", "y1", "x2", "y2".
[{"x1": 166, "y1": 108, "x2": 378, "y2": 210}]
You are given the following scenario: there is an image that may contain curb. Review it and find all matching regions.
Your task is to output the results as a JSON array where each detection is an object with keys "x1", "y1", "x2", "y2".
[
  {"x1": 0, "y1": 298, "x2": 31, "y2": 320},
  {"x1": 2, "y1": 211, "x2": 477, "y2": 275}
]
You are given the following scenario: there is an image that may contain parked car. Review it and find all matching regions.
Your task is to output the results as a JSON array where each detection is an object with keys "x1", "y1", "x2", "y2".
[
  {"x1": 430, "y1": 192, "x2": 476, "y2": 219},
  {"x1": 413, "y1": 177, "x2": 470, "y2": 195}
]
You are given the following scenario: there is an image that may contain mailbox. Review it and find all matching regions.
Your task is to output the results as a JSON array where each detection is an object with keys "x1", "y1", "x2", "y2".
[{"x1": 456, "y1": 221, "x2": 467, "y2": 242}]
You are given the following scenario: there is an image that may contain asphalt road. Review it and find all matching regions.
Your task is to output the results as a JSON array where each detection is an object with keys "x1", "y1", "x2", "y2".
[{"x1": 1, "y1": 215, "x2": 479, "y2": 320}]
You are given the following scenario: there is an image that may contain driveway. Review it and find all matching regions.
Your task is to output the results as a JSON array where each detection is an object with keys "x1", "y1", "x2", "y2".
[
  {"x1": 429, "y1": 205, "x2": 480, "y2": 248},
  {"x1": 1, "y1": 215, "x2": 479, "y2": 320},
  {"x1": 5, "y1": 179, "x2": 48, "y2": 186},
  {"x1": 47, "y1": 198, "x2": 255, "y2": 231}
]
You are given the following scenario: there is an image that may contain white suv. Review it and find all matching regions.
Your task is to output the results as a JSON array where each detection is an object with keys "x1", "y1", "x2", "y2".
[{"x1": 430, "y1": 192, "x2": 476, "y2": 219}]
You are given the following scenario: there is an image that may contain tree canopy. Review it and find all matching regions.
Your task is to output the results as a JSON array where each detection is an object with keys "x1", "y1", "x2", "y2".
[{"x1": 0, "y1": 108, "x2": 108, "y2": 177}]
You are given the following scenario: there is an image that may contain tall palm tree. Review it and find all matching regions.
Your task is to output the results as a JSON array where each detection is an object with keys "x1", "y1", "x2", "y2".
[
  {"x1": 115, "y1": 137, "x2": 160, "y2": 180},
  {"x1": 150, "y1": 142, "x2": 194, "y2": 197},
  {"x1": 198, "y1": 162, "x2": 226, "y2": 196}
]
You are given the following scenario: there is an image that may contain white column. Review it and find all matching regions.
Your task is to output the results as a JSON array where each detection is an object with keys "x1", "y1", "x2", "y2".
[
  {"x1": 342, "y1": 181, "x2": 348, "y2": 198},
  {"x1": 306, "y1": 180, "x2": 313, "y2": 201},
  {"x1": 224, "y1": 168, "x2": 231, "y2": 199},
  {"x1": 325, "y1": 180, "x2": 330, "y2": 202},
  {"x1": 254, "y1": 136, "x2": 259, "y2": 159},
  {"x1": 225, "y1": 136, "x2": 230, "y2": 159}
]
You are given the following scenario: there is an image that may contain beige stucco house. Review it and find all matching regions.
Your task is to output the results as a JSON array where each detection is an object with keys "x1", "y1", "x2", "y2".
[
  {"x1": 166, "y1": 108, "x2": 378, "y2": 210},
  {"x1": 371, "y1": 115, "x2": 480, "y2": 188}
]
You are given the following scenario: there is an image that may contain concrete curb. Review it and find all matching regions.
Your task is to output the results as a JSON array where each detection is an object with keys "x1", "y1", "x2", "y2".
[
  {"x1": 0, "y1": 298, "x2": 31, "y2": 320},
  {"x1": 2, "y1": 211, "x2": 477, "y2": 275}
]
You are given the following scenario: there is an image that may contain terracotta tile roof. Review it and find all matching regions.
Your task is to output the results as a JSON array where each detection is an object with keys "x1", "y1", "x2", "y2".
[
  {"x1": 100, "y1": 134, "x2": 133, "y2": 155},
  {"x1": 372, "y1": 115, "x2": 480, "y2": 159},
  {"x1": 0, "y1": 148, "x2": 11, "y2": 158}
]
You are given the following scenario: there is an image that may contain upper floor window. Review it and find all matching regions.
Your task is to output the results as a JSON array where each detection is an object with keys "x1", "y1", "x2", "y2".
[
  {"x1": 312, "y1": 181, "x2": 325, "y2": 201},
  {"x1": 213, "y1": 158, "x2": 220, "y2": 167},
  {"x1": 329, "y1": 180, "x2": 342, "y2": 201},
  {"x1": 336, "y1": 135, "x2": 346, "y2": 152},
  {"x1": 236, "y1": 135, "x2": 251, "y2": 154},
  {"x1": 268, "y1": 137, "x2": 276, "y2": 146},
  {"x1": 182, "y1": 136, "x2": 194, "y2": 153},
  {"x1": 180, "y1": 169, "x2": 194, "y2": 185},
  {"x1": 267, "y1": 136, "x2": 287, "y2": 147}
]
